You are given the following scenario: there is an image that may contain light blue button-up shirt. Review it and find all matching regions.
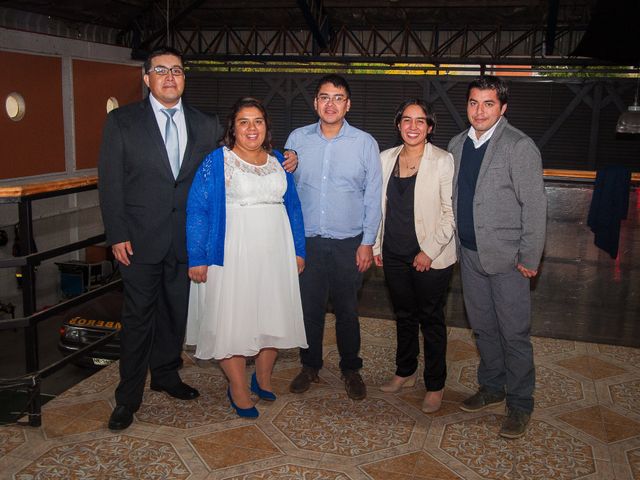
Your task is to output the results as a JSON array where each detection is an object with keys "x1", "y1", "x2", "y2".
[{"x1": 286, "y1": 120, "x2": 382, "y2": 245}]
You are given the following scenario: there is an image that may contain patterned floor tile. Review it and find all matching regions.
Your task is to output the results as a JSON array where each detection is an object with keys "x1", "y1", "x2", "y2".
[
  {"x1": 531, "y1": 336, "x2": 576, "y2": 356},
  {"x1": 555, "y1": 355, "x2": 627, "y2": 380},
  {"x1": 557, "y1": 406, "x2": 640, "y2": 443},
  {"x1": 598, "y1": 344, "x2": 640, "y2": 369},
  {"x1": 136, "y1": 370, "x2": 238, "y2": 428},
  {"x1": 0, "y1": 425, "x2": 26, "y2": 456},
  {"x1": 57, "y1": 363, "x2": 119, "y2": 399},
  {"x1": 323, "y1": 315, "x2": 337, "y2": 346},
  {"x1": 273, "y1": 393, "x2": 415, "y2": 456},
  {"x1": 14, "y1": 434, "x2": 190, "y2": 479},
  {"x1": 8, "y1": 319, "x2": 640, "y2": 479},
  {"x1": 41, "y1": 400, "x2": 111, "y2": 438},
  {"x1": 360, "y1": 316, "x2": 396, "y2": 339},
  {"x1": 275, "y1": 347, "x2": 300, "y2": 363},
  {"x1": 440, "y1": 414, "x2": 596, "y2": 479},
  {"x1": 534, "y1": 365, "x2": 584, "y2": 408},
  {"x1": 446, "y1": 339, "x2": 479, "y2": 362},
  {"x1": 189, "y1": 425, "x2": 281, "y2": 471},
  {"x1": 223, "y1": 463, "x2": 351, "y2": 479},
  {"x1": 610, "y1": 379, "x2": 640, "y2": 415},
  {"x1": 627, "y1": 447, "x2": 640, "y2": 479},
  {"x1": 361, "y1": 451, "x2": 462, "y2": 479}
]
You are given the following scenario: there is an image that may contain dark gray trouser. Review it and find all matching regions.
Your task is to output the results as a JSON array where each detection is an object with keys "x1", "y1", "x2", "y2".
[
  {"x1": 299, "y1": 235, "x2": 363, "y2": 372},
  {"x1": 459, "y1": 246, "x2": 535, "y2": 413}
]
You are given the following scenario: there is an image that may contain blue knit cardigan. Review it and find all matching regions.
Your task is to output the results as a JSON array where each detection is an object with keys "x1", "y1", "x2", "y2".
[{"x1": 186, "y1": 146, "x2": 305, "y2": 268}]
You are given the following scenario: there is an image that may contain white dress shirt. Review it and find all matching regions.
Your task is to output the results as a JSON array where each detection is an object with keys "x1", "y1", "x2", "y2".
[{"x1": 468, "y1": 117, "x2": 502, "y2": 149}]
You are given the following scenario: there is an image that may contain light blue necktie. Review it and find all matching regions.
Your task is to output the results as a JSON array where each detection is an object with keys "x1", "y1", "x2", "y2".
[{"x1": 162, "y1": 108, "x2": 180, "y2": 178}]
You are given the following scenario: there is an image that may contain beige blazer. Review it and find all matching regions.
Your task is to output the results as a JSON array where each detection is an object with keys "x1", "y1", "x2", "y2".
[{"x1": 373, "y1": 142, "x2": 457, "y2": 269}]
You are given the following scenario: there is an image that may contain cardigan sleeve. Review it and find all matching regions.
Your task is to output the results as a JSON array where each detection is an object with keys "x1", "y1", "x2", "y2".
[
  {"x1": 275, "y1": 150, "x2": 306, "y2": 259},
  {"x1": 186, "y1": 153, "x2": 213, "y2": 267}
]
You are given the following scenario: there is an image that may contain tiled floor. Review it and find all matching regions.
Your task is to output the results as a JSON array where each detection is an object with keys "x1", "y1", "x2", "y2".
[{"x1": 2, "y1": 315, "x2": 640, "y2": 479}]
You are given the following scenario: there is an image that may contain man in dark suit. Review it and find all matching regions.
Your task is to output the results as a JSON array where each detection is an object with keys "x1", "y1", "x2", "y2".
[
  {"x1": 98, "y1": 46, "x2": 222, "y2": 430},
  {"x1": 448, "y1": 76, "x2": 547, "y2": 439}
]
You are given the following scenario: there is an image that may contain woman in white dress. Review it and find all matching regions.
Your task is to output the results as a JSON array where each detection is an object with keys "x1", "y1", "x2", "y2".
[{"x1": 186, "y1": 97, "x2": 307, "y2": 418}]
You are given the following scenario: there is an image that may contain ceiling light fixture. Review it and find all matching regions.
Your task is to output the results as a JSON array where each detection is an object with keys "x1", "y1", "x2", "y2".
[{"x1": 616, "y1": 67, "x2": 640, "y2": 134}]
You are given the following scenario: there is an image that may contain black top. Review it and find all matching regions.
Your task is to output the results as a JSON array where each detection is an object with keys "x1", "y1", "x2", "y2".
[
  {"x1": 457, "y1": 137, "x2": 490, "y2": 251},
  {"x1": 383, "y1": 156, "x2": 420, "y2": 257}
]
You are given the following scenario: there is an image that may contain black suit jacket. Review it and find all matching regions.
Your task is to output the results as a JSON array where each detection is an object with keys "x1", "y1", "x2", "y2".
[{"x1": 98, "y1": 98, "x2": 221, "y2": 264}]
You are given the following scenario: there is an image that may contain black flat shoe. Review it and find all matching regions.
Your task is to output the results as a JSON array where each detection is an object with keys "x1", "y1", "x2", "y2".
[
  {"x1": 108, "y1": 405, "x2": 133, "y2": 431},
  {"x1": 150, "y1": 381, "x2": 200, "y2": 400}
]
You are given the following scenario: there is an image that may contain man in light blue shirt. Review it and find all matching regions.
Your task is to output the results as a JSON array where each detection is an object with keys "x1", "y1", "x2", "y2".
[{"x1": 286, "y1": 74, "x2": 382, "y2": 400}]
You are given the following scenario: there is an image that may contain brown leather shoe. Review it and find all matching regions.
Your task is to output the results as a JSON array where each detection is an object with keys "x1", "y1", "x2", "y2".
[
  {"x1": 342, "y1": 370, "x2": 366, "y2": 400},
  {"x1": 499, "y1": 408, "x2": 531, "y2": 439},
  {"x1": 289, "y1": 366, "x2": 319, "y2": 393},
  {"x1": 460, "y1": 387, "x2": 505, "y2": 412}
]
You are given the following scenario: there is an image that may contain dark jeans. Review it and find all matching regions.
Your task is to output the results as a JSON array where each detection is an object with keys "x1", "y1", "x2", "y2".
[
  {"x1": 383, "y1": 249, "x2": 453, "y2": 391},
  {"x1": 299, "y1": 235, "x2": 363, "y2": 372}
]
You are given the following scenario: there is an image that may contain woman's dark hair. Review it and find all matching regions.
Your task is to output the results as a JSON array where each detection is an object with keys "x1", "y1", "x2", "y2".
[
  {"x1": 394, "y1": 99, "x2": 436, "y2": 143},
  {"x1": 223, "y1": 97, "x2": 273, "y2": 152}
]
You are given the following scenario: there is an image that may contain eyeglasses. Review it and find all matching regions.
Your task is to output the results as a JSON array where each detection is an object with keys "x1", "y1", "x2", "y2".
[
  {"x1": 317, "y1": 94, "x2": 348, "y2": 104},
  {"x1": 147, "y1": 65, "x2": 185, "y2": 76}
]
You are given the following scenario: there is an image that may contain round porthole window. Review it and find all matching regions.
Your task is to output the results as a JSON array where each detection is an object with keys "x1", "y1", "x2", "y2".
[
  {"x1": 5, "y1": 92, "x2": 26, "y2": 121},
  {"x1": 106, "y1": 97, "x2": 119, "y2": 113}
]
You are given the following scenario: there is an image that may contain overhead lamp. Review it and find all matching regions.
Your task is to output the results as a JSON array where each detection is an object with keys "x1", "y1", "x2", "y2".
[{"x1": 616, "y1": 68, "x2": 640, "y2": 134}]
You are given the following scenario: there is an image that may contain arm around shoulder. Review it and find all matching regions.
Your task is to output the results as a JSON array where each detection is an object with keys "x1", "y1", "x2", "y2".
[{"x1": 277, "y1": 150, "x2": 306, "y2": 259}]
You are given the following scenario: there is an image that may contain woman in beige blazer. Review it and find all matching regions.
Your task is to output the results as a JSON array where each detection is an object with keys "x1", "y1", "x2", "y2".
[{"x1": 373, "y1": 99, "x2": 456, "y2": 413}]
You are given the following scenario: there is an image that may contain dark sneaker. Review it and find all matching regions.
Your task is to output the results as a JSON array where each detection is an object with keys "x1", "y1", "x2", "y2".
[
  {"x1": 289, "y1": 366, "x2": 319, "y2": 394},
  {"x1": 343, "y1": 370, "x2": 366, "y2": 400},
  {"x1": 499, "y1": 408, "x2": 531, "y2": 439},
  {"x1": 460, "y1": 387, "x2": 506, "y2": 412}
]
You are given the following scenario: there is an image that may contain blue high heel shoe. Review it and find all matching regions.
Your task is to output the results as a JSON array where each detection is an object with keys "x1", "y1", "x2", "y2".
[
  {"x1": 227, "y1": 388, "x2": 259, "y2": 418},
  {"x1": 251, "y1": 372, "x2": 277, "y2": 401}
]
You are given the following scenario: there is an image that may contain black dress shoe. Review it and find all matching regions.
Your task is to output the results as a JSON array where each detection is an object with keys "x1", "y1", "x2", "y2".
[
  {"x1": 150, "y1": 381, "x2": 200, "y2": 400},
  {"x1": 108, "y1": 405, "x2": 133, "y2": 431}
]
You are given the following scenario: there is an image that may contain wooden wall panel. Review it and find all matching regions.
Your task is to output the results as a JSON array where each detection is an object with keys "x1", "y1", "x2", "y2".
[
  {"x1": 0, "y1": 51, "x2": 65, "y2": 179},
  {"x1": 73, "y1": 60, "x2": 142, "y2": 170}
]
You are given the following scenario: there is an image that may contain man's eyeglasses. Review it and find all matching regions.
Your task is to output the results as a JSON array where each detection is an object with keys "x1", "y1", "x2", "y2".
[
  {"x1": 317, "y1": 94, "x2": 348, "y2": 104},
  {"x1": 147, "y1": 65, "x2": 185, "y2": 76}
]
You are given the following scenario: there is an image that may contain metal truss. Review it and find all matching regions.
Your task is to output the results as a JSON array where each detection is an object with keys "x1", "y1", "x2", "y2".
[{"x1": 132, "y1": 23, "x2": 593, "y2": 66}]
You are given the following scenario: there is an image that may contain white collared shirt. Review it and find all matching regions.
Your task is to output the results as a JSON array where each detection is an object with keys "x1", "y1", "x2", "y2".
[
  {"x1": 467, "y1": 117, "x2": 502, "y2": 149},
  {"x1": 149, "y1": 94, "x2": 188, "y2": 167}
]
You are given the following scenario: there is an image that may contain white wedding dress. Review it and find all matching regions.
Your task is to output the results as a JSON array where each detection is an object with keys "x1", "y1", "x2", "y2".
[{"x1": 186, "y1": 147, "x2": 307, "y2": 359}]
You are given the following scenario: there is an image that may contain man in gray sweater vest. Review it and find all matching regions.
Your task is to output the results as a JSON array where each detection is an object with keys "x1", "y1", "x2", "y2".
[{"x1": 448, "y1": 76, "x2": 547, "y2": 439}]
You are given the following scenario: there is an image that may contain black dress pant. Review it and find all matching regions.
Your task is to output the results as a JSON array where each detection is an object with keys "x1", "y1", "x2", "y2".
[
  {"x1": 115, "y1": 247, "x2": 189, "y2": 411},
  {"x1": 382, "y1": 249, "x2": 453, "y2": 391}
]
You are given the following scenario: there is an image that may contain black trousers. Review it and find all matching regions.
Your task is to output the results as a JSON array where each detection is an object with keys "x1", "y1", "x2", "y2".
[
  {"x1": 299, "y1": 235, "x2": 363, "y2": 372},
  {"x1": 115, "y1": 247, "x2": 189, "y2": 411},
  {"x1": 382, "y1": 249, "x2": 453, "y2": 391}
]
